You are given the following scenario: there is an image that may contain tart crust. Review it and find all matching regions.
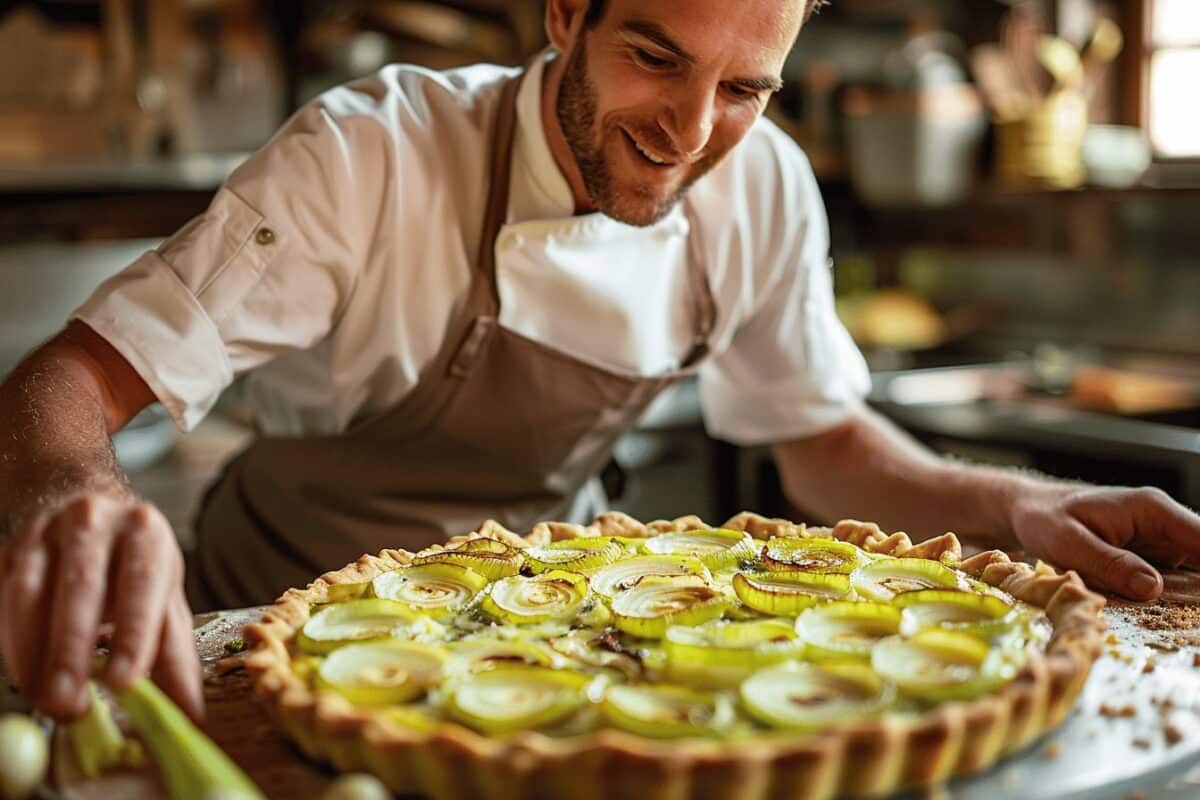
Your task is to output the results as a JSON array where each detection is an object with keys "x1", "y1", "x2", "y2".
[{"x1": 244, "y1": 513, "x2": 1106, "y2": 799}]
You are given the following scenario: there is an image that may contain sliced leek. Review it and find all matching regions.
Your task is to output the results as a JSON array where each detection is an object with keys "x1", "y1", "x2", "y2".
[
  {"x1": 795, "y1": 602, "x2": 902, "y2": 661},
  {"x1": 740, "y1": 661, "x2": 892, "y2": 730},
  {"x1": 610, "y1": 575, "x2": 728, "y2": 639},
  {"x1": 523, "y1": 538, "x2": 622, "y2": 574},
  {"x1": 444, "y1": 666, "x2": 589, "y2": 734},
  {"x1": 316, "y1": 641, "x2": 447, "y2": 705},
  {"x1": 549, "y1": 629, "x2": 644, "y2": 681},
  {"x1": 114, "y1": 678, "x2": 266, "y2": 800},
  {"x1": 643, "y1": 529, "x2": 757, "y2": 570},
  {"x1": 760, "y1": 537, "x2": 863, "y2": 574},
  {"x1": 893, "y1": 589, "x2": 1016, "y2": 639},
  {"x1": 478, "y1": 569, "x2": 588, "y2": 624},
  {"x1": 732, "y1": 571, "x2": 850, "y2": 615},
  {"x1": 370, "y1": 563, "x2": 488, "y2": 618},
  {"x1": 413, "y1": 538, "x2": 523, "y2": 580},
  {"x1": 849, "y1": 557, "x2": 960, "y2": 602},
  {"x1": 298, "y1": 599, "x2": 423, "y2": 655},
  {"x1": 664, "y1": 619, "x2": 805, "y2": 687},
  {"x1": 872, "y1": 630, "x2": 1011, "y2": 702},
  {"x1": 602, "y1": 684, "x2": 720, "y2": 738},
  {"x1": 446, "y1": 637, "x2": 558, "y2": 674},
  {"x1": 590, "y1": 555, "x2": 711, "y2": 599}
]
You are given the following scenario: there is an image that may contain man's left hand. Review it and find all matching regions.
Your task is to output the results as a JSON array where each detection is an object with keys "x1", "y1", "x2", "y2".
[{"x1": 1008, "y1": 484, "x2": 1200, "y2": 600}]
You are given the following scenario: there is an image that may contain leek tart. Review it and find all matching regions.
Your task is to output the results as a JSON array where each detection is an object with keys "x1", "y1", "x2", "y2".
[{"x1": 247, "y1": 513, "x2": 1106, "y2": 800}]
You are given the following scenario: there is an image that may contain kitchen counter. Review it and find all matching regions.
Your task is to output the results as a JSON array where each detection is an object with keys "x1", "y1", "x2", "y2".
[
  {"x1": 6, "y1": 589, "x2": 1200, "y2": 799},
  {"x1": 869, "y1": 362, "x2": 1200, "y2": 507}
]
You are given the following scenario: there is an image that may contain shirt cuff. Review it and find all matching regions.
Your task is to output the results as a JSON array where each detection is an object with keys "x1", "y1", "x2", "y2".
[{"x1": 73, "y1": 250, "x2": 234, "y2": 432}]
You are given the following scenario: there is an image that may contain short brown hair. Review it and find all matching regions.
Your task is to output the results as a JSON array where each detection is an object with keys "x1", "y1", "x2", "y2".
[{"x1": 584, "y1": 0, "x2": 828, "y2": 27}]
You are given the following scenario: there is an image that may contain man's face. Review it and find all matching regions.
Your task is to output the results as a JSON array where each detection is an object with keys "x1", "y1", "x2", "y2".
[{"x1": 555, "y1": 0, "x2": 802, "y2": 226}]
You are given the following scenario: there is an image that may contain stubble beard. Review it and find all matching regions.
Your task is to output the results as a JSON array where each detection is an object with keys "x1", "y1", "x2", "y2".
[{"x1": 556, "y1": 38, "x2": 696, "y2": 227}]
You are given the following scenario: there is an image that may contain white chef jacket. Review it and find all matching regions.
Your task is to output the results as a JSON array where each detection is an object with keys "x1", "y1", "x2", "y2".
[{"x1": 73, "y1": 52, "x2": 870, "y2": 446}]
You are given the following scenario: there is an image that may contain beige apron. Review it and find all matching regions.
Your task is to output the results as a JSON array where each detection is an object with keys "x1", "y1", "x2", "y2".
[{"x1": 186, "y1": 74, "x2": 717, "y2": 611}]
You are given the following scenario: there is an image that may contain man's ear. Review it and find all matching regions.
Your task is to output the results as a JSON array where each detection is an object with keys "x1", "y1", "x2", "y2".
[{"x1": 545, "y1": 0, "x2": 591, "y2": 52}]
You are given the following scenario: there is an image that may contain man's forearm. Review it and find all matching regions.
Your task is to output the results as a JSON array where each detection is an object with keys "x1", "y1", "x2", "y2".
[
  {"x1": 0, "y1": 346, "x2": 131, "y2": 543},
  {"x1": 773, "y1": 408, "x2": 1048, "y2": 548}
]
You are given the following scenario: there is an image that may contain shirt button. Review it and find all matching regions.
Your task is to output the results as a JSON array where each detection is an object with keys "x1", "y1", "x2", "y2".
[{"x1": 255, "y1": 227, "x2": 276, "y2": 245}]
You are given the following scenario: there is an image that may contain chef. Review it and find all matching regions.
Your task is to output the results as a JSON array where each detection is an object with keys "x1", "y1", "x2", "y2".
[{"x1": 2, "y1": 0, "x2": 1199, "y2": 724}]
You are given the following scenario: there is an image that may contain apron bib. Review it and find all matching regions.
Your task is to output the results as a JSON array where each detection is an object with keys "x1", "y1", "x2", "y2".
[{"x1": 187, "y1": 74, "x2": 717, "y2": 610}]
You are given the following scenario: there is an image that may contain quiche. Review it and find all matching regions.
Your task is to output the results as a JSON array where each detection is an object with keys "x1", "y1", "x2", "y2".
[{"x1": 244, "y1": 512, "x2": 1106, "y2": 799}]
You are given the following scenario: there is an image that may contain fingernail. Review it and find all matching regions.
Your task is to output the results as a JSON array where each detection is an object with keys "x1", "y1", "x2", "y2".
[
  {"x1": 48, "y1": 669, "x2": 75, "y2": 705},
  {"x1": 106, "y1": 654, "x2": 133, "y2": 685},
  {"x1": 1130, "y1": 571, "x2": 1160, "y2": 598}
]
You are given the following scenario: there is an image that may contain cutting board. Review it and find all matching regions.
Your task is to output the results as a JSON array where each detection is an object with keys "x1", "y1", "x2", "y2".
[{"x1": 8, "y1": 576, "x2": 1200, "y2": 799}]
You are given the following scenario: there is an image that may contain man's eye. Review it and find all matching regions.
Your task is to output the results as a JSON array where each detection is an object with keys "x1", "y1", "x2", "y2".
[
  {"x1": 724, "y1": 84, "x2": 756, "y2": 100},
  {"x1": 634, "y1": 49, "x2": 672, "y2": 69}
]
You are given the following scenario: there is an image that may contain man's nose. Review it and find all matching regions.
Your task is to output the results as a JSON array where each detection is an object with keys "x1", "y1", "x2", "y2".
[{"x1": 661, "y1": 84, "x2": 716, "y2": 159}]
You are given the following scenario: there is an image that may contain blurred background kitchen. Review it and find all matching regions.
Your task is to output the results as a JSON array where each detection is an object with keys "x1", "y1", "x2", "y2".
[{"x1": 1, "y1": 0, "x2": 1198, "y2": 545}]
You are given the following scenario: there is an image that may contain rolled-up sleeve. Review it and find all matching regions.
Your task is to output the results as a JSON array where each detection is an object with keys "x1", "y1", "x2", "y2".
[
  {"x1": 74, "y1": 102, "x2": 376, "y2": 431},
  {"x1": 699, "y1": 131, "x2": 870, "y2": 446}
]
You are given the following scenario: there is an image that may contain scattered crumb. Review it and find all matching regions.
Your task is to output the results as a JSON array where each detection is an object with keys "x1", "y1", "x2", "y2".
[
  {"x1": 1042, "y1": 742, "x2": 1061, "y2": 759},
  {"x1": 1100, "y1": 704, "x2": 1138, "y2": 718},
  {"x1": 1126, "y1": 791, "x2": 1146, "y2": 800},
  {"x1": 1193, "y1": 652, "x2": 1200, "y2": 668},
  {"x1": 1105, "y1": 633, "x2": 1119, "y2": 645},
  {"x1": 1127, "y1": 603, "x2": 1200, "y2": 631},
  {"x1": 1132, "y1": 737, "x2": 1151, "y2": 749},
  {"x1": 1164, "y1": 723, "x2": 1183, "y2": 745},
  {"x1": 1142, "y1": 659, "x2": 1157, "y2": 673},
  {"x1": 1148, "y1": 641, "x2": 1180, "y2": 652}
]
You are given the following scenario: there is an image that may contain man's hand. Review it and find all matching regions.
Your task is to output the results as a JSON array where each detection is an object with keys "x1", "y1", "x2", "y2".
[
  {"x1": 0, "y1": 493, "x2": 203, "y2": 721},
  {"x1": 1008, "y1": 484, "x2": 1200, "y2": 600}
]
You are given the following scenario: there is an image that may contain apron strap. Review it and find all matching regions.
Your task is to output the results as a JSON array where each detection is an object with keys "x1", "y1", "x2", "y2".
[
  {"x1": 680, "y1": 201, "x2": 717, "y2": 368},
  {"x1": 475, "y1": 73, "x2": 524, "y2": 313}
]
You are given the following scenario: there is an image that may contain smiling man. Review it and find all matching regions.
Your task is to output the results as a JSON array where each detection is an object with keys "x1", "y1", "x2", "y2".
[{"x1": 3, "y1": 0, "x2": 1200, "y2": 725}]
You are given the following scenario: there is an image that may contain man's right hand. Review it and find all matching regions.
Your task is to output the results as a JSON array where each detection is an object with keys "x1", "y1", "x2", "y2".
[{"x1": 0, "y1": 492, "x2": 203, "y2": 721}]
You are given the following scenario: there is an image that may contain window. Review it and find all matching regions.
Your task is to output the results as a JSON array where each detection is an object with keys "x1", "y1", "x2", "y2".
[{"x1": 1147, "y1": 0, "x2": 1200, "y2": 157}]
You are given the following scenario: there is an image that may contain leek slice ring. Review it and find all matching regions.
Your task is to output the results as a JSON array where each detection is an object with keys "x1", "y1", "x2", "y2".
[
  {"x1": 589, "y1": 555, "x2": 712, "y2": 599},
  {"x1": 642, "y1": 529, "x2": 757, "y2": 570},
  {"x1": 445, "y1": 637, "x2": 559, "y2": 674},
  {"x1": 795, "y1": 601, "x2": 902, "y2": 661},
  {"x1": 370, "y1": 563, "x2": 488, "y2": 619},
  {"x1": 850, "y1": 557, "x2": 961, "y2": 602},
  {"x1": 663, "y1": 619, "x2": 805, "y2": 687},
  {"x1": 760, "y1": 537, "x2": 863, "y2": 574},
  {"x1": 740, "y1": 661, "x2": 893, "y2": 730},
  {"x1": 444, "y1": 666, "x2": 590, "y2": 735},
  {"x1": 872, "y1": 630, "x2": 1014, "y2": 702},
  {"x1": 609, "y1": 575, "x2": 728, "y2": 638},
  {"x1": 316, "y1": 640, "x2": 447, "y2": 705},
  {"x1": 413, "y1": 538, "x2": 524, "y2": 580},
  {"x1": 523, "y1": 538, "x2": 623, "y2": 574},
  {"x1": 297, "y1": 599, "x2": 423, "y2": 655},
  {"x1": 478, "y1": 570, "x2": 588, "y2": 624},
  {"x1": 732, "y1": 571, "x2": 851, "y2": 615},
  {"x1": 602, "y1": 684, "x2": 720, "y2": 739},
  {"x1": 893, "y1": 589, "x2": 1016, "y2": 639}
]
